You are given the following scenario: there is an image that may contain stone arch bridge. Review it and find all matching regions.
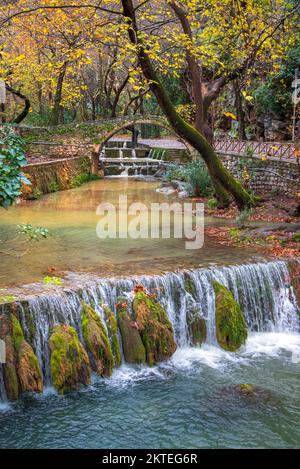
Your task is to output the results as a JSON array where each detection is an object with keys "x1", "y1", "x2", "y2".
[{"x1": 19, "y1": 115, "x2": 298, "y2": 195}]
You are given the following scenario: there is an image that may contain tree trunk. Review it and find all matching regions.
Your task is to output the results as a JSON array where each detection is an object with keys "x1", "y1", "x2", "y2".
[
  {"x1": 0, "y1": 103, "x2": 5, "y2": 123},
  {"x1": 121, "y1": 0, "x2": 254, "y2": 209},
  {"x1": 5, "y1": 84, "x2": 31, "y2": 124},
  {"x1": 51, "y1": 62, "x2": 67, "y2": 125},
  {"x1": 234, "y1": 80, "x2": 247, "y2": 140}
]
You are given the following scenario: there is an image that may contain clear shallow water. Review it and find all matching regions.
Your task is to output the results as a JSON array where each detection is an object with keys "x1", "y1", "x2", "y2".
[
  {"x1": 0, "y1": 179, "x2": 260, "y2": 287},
  {"x1": 1, "y1": 332, "x2": 300, "y2": 449}
]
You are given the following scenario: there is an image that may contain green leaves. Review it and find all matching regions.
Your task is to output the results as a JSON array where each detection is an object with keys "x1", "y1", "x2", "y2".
[
  {"x1": 0, "y1": 126, "x2": 29, "y2": 208},
  {"x1": 17, "y1": 223, "x2": 50, "y2": 241}
]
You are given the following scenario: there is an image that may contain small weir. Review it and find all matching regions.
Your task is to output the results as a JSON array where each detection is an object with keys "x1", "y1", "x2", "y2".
[
  {"x1": 100, "y1": 139, "x2": 170, "y2": 176},
  {"x1": 0, "y1": 259, "x2": 299, "y2": 401}
]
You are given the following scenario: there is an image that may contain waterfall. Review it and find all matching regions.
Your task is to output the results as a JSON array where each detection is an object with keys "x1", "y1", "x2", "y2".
[{"x1": 0, "y1": 260, "x2": 299, "y2": 400}]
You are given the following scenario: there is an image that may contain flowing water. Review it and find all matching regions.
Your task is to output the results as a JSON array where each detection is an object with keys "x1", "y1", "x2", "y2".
[
  {"x1": 0, "y1": 179, "x2": 299, "y2": 448},
  {"x1": 0, "y1": 259, "x2": 300, "y2": 448}
]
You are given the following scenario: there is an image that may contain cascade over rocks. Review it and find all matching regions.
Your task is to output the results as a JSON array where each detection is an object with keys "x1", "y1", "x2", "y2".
[
  {"x1": 81, "y1": 303, "x2": 114, "y2": 377},
  {"x1": 0, "y1": 260, "x2": 299, "y2": 402},
  {"x1": 49, "y1": 325, "x2": 91, "y2": 394},
  {"x1": 116, "y1": 300, "x2": 146, "y2": 364},
  {"x1": 103, "y1": 305, "x2": 122, "y2": 367},
  {"x1": 132, "y1": 288, "x2": 177, "y2": 366},
  {"x1": 186, "y1": 307, "x2": 207, "y2": 346},
  {"x1": 0, "y1": 312, "x2": 43, "y2": 400},
  {"x1": 213, "y1": 281, "x2": 248, "y2": 351}
]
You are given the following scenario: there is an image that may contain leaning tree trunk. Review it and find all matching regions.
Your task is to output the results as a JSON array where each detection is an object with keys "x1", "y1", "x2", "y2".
[
  {"x1": 121, "y1": 0, "x2": 254, "y2": 209},
  {"x1": 5, "y1": 84, "x2": 31, "y2": 124}
]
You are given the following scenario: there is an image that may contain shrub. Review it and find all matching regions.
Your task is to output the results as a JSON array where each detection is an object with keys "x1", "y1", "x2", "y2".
[
  {"x1": 207, "y1": 198, "x2": 218, "y2": 209},
  {"x1": 185, "y1": 160, "x2": 212, "y2": 197},
  {"x1": 0, "y1": 126, "x2": 29, "y2": 207},
  {"x1": 166, "y1": 160, "x2": 212, "y2": 197},
  {"x1": 235, "y1": 208, "x2": 253, "y2": 229},
  {"x1": 49, "y1": 180, "x2": 60, "y2": 192},
  {"x1": 70, "y1": 173, "x2": 99, "y2": 188}
]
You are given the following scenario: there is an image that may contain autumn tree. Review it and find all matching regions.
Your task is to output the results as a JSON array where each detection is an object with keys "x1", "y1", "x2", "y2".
[{"x1": 1, "y1": 0, "x2": 299, "y2": 208}]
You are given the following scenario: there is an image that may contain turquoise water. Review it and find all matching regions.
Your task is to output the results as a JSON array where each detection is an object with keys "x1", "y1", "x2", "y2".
[{"x1": 1, "y1": 332, "x2": 300, "y2": 449}]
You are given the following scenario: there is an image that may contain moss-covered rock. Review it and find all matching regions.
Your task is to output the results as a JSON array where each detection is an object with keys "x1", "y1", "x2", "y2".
[
  {"x1": 116, "y1": 302, "x2": 146, "y2": 365},
  {"x1": 3, "y1": 335, "x2": 19, "y2": 401},
  {"x1": 288, "y1": 260, "x2": 300, "y2": 308},
  {"x1": 221, "y1": 383, "x2": 277, "y2": 404},
  {"x1": 103, "y1": 306, "x2": 121, "y2": 367},
  {"x1": 17, "y1": 341, "x2": 43, "y2": 393},
  {"x1": 132, "y1": 291, "x2": 177, "y2": 366},
  {"x1": 81, "y1": 303, "x2": 114, "y2": 377},
  {"x1": 11, "y1": 314, "x2": 24, "y2": 351},
  {"x1": 213, "y1": 281, "x2": 247, "y2": 351},
  {"x1": 0, "y1": 313, "x2": 43, "y2": 399},
  {"x1": 49, "y1": 325, "x2": 91, "y2": 394},
  {"x1": 186, "y1": 309, "x2": 206, "y2": 346},
  {"x1": 184, "y1": 275, "x2": 197, "y2": 299}
]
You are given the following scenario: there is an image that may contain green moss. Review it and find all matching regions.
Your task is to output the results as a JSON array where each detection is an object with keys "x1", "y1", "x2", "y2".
[
  {"x1": 103, "y1": 306, "x2": 121, "y2": 367},
  {"x1": 292, "y1": 233, "x2": 300, "y2": 243},
  {"x1": 239, "y1": 383, "x2": 254, "y2": 394},
  {"x1": 132, "y1": 292, "x2": 177, "y2": 366},
  {"x1": 213, "y1": 281, "x2": 248, "y2": 351},
  {"x1": 11, "y1": 315, "x2": 24, "y2": 351},
  {"x1": 81, "y1": 303, "x2": 114, "y2": 377},
  {"x1": 17, "y1": 341, "x2": 43, "y2": 393},
  {"x1": 116, "y1": 303, "x2": 146, "y2": 365},
  {"x1": 49, "y1": 325, "x2": 91, "y2": 394},
  {"x1": 4, "y1": 363, "x2": 19, "y2": 401}
]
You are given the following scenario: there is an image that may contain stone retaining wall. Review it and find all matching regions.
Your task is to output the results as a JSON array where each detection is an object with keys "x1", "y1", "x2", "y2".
[
  {"x1": 218, "y1": 152, "x2": 299, "y2": 196},
  {"x1": 21, "y1": 156, "x2": 92, "y2": 199}
]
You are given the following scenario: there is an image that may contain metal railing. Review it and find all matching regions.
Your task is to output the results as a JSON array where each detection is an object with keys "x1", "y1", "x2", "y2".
[{"x1": 214, "y1": 139, "x2": 297, "y2": 161}]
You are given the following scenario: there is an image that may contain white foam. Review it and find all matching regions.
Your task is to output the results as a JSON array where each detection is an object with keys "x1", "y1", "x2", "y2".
[
  {"x1": 242, "y1": 332, "x2": 300, "y2": 358},
  {"x1": 0, "y1": 402, "x2": 12, "y2": 412},
  {"x1": 106, "y1": 364, "x2": 165, "y2": 388}
]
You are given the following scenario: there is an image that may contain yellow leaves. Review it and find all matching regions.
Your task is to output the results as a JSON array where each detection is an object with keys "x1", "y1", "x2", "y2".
[
  {"x1": 242, "y1": 91, "x2": 253, "y2": 102},
  {"x1": 224, "y1": 112, "x2": 236, "y2": 120},
  {"x1": 258, "y1": 153, "x2": 267, "y2": 161}
]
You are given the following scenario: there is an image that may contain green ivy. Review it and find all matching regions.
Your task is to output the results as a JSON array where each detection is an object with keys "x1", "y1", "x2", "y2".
[{"x1": 0, "y1": 126, "x2": 29, "y2": 208}]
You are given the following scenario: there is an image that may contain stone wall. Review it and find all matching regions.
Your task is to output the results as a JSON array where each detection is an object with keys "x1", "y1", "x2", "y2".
[
  {"x1": 21, "y1": 156, "x2": 92, "y2": 199},
  {"x1": 218, "y1": 151, "x2": 299, "y2": 196},
  {"x1": 26, "y1": 142, "x2": 92, "y2": 160}
]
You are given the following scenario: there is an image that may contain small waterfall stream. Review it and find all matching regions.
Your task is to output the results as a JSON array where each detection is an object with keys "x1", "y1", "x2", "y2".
[{"x1": 0, "y1": 260, "x2": 299, "y2": 401}]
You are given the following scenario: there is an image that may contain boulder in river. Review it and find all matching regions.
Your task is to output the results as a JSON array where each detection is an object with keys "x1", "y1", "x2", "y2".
[
  {"x1": 0, "y1": 313, "x2": 43, "y2": 399},
  {"x1": 49, "y1": 325, "x2": 91, "y2": 394},
  {"x1": 81, "y1": 303, "x2": 114, "y2": 377},
  {"x1": 132, "y1": 289, "x2": 177, "y2": 366},
  {"x1": 103, "y1": 305, "x2": 122, "y2": 367},
  {"x1": 116, "y1": 300, "x2": 146, "y2": 365},
  {"x1": 213, "y1": 281, "x2": 247, "y2": 351}
]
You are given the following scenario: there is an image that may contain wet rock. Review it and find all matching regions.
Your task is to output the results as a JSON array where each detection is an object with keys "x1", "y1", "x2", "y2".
[
  {"x1": 0, "y1": 313, "x2": 43, "y2": 399},
  {"x1": 3, "y1": 336, "x2": 19, "y2": 401},
  {"x1": 81, "y1": 303, "x2": 114, "y2": 376},
  {"x1": 221, "y1": 383, "x2": 277, "y2": 404},
  {"x1": 132, "y1": 290, "x2": 177, "y2": 366},
  {"x1": 288, "y1": 260, "x2": 300, "y2": 307},
  {"x1": 17, "y1": 341, "x2": 43, "y2": 394},
  {"x1": 186, "y1": 308, "x2": 206, "y2": 346},
  {"x1": 49, "y1": 325, "x2": 91, "y2": 394},
  {"x1": 116, "y1": 301, "x2": 146, "y2": 365},
  {"x1": 213, "y1": 281, "x2": 247, "y2": 351},
  {"x1": 103, "y1": 305, "x2": 121, "y2": 367}
]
